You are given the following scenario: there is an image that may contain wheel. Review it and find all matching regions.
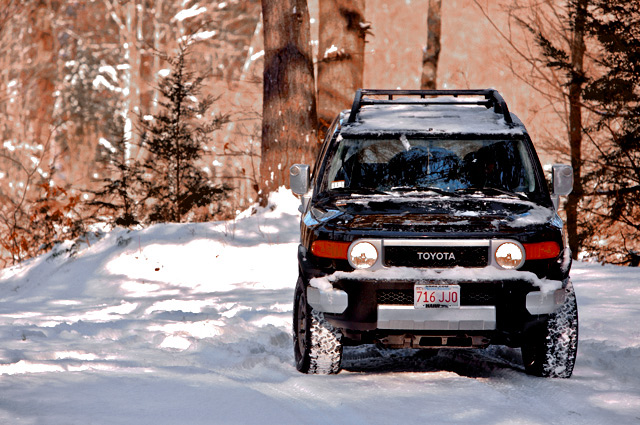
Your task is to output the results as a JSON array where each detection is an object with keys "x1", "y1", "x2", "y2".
[
  {"x1": 293, "y1": 277, "x2": 343, "y2": 374},
  {"x1": 522, "y1": 281, "x2": 578, "y2": 378}
]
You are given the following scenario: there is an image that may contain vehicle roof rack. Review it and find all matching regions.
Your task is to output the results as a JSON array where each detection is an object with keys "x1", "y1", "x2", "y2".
[{"x1": 347, "y1": 88, "x2": 513, "y2": 125}]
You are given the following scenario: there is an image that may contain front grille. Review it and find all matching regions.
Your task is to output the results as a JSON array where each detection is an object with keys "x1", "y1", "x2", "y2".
[
  {"x1": 377, "y1": 283, "x2": 498, "y2": 306},
  {"x1": 377, "y1": 289, "x2": 413, "y2": 305},
  {"x1": 384, "y1": 245, "x2": 489, "y2": 268}
]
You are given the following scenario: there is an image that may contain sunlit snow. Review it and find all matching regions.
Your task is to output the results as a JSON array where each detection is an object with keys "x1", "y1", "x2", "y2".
[
  {"x1": 0, "y1": 188, "x2": 638, "y2": 424},
  {"x1": 173, "y1": 5, "x2": 207, "y2": 22}
]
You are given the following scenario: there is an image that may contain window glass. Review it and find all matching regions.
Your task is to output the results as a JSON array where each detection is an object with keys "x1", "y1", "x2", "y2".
[{"x1": 322, "y1": 137, "x2": 538, "y2": 196}]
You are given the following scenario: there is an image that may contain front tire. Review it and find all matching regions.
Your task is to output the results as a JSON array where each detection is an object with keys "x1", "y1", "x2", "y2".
[
  {"x1": 293, "y1": 278, "x2": 343, "y2": 374},
  {"x1": 522, "y1": 281, "x2": 578, "y2": 378}
]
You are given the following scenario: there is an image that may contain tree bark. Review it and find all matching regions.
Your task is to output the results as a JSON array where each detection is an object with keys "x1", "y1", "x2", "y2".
[
  {"x1": 260, "y1": 0, "x2": 317, "y2": 205},
  {"x1": 105, "y1": 0, "x2": 143, "y2": 162},
  {"x1": 565, "y1": 0, "x2": 587, "y2": 259},
  {"x1": 317, "y1": 0, "x2": 366, "y2": 140},
  {"x1": 421, "y1": 0, "x2": 441, "y2": 90}
]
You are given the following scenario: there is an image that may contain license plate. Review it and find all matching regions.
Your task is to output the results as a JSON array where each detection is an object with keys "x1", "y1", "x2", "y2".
[{"x1": 414, "y1": 285, "x2": 460, "y2": 308}]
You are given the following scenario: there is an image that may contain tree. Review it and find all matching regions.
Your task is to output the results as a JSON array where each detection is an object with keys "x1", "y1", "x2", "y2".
[
  {"x1": 103, "y1": 0, "x2": 144, "y2": 162},
  {"x1": 421, "y1": 0, "x2": 442, "y2": 90},
  {"x1": 260, "y1": 0, "x2": 318, "y2": 205},
  {"x1": 564, "y1": 0, "x2": 588, "y2": 261},
  {"x1": 316, "y1": 0, "x2": 369, "y2": 140},
  {"x1": 474, "y1": 0, "x2": 588, "y2": 260},
  {"x1": 0, "y1": 1, "x2": 267, "y2": 265},
  {"x1": 139, "y1": 43, "x2": 230, "y2": 223},
  {"x1": 89, "y1": 117, "x2": 143, "y2": 227},
  {"x1": 474, "y1": 0, "x2": 640, "y2": 263},
  {"x1": 578, "y1": 0, "x2": 640, "y2": 263}
]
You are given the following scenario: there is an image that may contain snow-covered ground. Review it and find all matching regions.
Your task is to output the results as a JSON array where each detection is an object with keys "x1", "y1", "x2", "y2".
[{"x1": 0, "y1": 189, "x2": 638, "y2": 424}]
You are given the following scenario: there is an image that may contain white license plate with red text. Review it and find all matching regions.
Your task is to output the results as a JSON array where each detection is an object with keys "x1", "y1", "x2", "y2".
[{"x1": 414, "y1": 285, "x2": 460, "y2": 308}]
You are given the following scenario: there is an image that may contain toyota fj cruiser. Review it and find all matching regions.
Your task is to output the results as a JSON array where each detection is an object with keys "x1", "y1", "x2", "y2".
[{"x1": 290, "y1": 89, "x2": 578, "y2": 377}]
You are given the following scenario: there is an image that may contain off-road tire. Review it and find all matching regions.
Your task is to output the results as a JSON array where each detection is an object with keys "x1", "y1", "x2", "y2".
[
  {"x1": 522, "y1": 281, "x2": 578, "y2": 378},
  {"x1": 293, "y1": 278, "x2": 343, "y2": 374}
]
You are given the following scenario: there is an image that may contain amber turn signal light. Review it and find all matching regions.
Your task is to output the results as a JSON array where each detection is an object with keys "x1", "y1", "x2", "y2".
[
  {"x1": 524, "y1": 241, "x2": 561, "y2": 260},
  {"x1": 311, "y1": 240, "x2": 350, "y2": 259}
]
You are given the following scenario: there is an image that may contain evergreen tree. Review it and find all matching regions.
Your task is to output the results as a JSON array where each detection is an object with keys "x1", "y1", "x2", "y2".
[
  {"x1": 89, "y1": 116, "x2": 143, "y2": 227},
  {"x1": 139, "y1": 43, "x2": 230, "y2": 223},
  {"x1": 514, "y1": 0, "x2": 588, "y2": 259},
  {"x1": 580, "y1": 0, "x2": 640, "y2": 263},
  {"x1": 510, "y1": 0, "x2": 640, "y2": 262}
]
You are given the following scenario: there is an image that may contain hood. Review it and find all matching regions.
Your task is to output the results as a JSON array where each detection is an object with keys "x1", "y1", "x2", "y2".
[{"x1": 307, "y1": 193, "x2": 557, "y2": 234}]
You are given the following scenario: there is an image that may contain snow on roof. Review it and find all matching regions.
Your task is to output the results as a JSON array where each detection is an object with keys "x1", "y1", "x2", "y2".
[{"x1": 341, "y1": 100, "x2": 525, "y2": 137}]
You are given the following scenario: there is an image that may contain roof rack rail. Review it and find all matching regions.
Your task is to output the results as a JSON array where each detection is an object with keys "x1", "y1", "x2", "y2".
[{"x1": 347, "y1": 88, "x2": 513, "y2": 125}]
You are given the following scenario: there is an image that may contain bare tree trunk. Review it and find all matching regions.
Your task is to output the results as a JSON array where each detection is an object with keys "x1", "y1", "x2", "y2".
[
  {"x1": 105, "y1": 0, "x2": 143, "y2": 163},
  {"x1": 152, "y1": 0, "x2": 165, "y2": 116},
  {"x1": 260, "y1": 0, "x2": 317, "y2": 205},
  {"x1": 565, "y1": 0, "x2": 587, "y2": 259},
  {"x1": 421, "y1": 0, "x2": 441, "y2": 90},
  {"x1": 223, "y1": 13, "x2": 263, "y2": 204},
  {"x1": 125, "y1": 0, "x2": 142, "y2": 161},
  {"x1": 317, "y1": 0, "x2": 367, "y2": 140}
]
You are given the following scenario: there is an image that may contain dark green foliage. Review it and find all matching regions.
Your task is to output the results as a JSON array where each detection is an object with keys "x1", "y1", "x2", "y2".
[
  {"x1": 580, "y1": 0, "x2": 640, "y2": 262},
  {"x1": 139, "y1": 43, "x2": 230, "y2": 223},
  {"x1": 88, "y1": 116, "x2": 143, "y2": 227},
  {"x1": 520, "y1": 0, "x2": 640, "y2": 262}
]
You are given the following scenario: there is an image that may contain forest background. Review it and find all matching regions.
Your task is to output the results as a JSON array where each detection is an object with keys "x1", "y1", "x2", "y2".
[{"x1": 0, "y1": 0, "x2": 638, "y2": 268}]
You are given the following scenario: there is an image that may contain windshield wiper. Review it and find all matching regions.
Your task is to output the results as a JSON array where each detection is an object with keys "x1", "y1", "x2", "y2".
[
  {"x1": 390, "y1": 186, "x2": 458, "y2": 196},
  {"x1": 327, "y1": 187, "x2": 388, "y2": 196},
  {"x1": 456, "y1": 187, "x2": 530, "y2": 201}
]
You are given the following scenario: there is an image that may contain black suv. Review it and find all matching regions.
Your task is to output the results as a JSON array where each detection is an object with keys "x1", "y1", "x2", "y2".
[{"x1": 290, "y1": 89, "x2": 578, "y2": 377}]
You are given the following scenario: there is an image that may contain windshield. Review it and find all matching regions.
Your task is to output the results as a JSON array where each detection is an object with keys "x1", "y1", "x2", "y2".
[{"x1": 321, "y1": 136, "x2": 540, "y2": 198}]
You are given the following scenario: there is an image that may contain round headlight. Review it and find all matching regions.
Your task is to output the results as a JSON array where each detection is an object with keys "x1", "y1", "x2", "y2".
[
  {"x1": 495, "y1": 242, "x2": 524, "y2": 269},
  {"x1": 349, "y1": 242, "x2": 378, "y2": 269}
]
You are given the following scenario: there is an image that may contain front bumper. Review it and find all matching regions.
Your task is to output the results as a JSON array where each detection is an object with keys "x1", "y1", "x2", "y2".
[
  {"x1": 307, "y1": 271, "x2": 565, "y2": 332},
  {"x1": 377, "y1": 305, "x2": 496, "y2": 331}
]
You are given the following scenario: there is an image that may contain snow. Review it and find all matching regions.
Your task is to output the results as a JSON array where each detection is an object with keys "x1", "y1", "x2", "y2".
[
  {"x1": 250, "y1": 50, "x2": 264, "y2": 61},
  {"x1": 342, "y1": 102, "x2": 525, "y2": 136},
  {"x1": 99, "y1": 137, "x2": 117, "y2": 154},
  {"x1": 312, "y1": 266, "x2": 563, "y2": 294},
  {"x1": 98, "y1": 65, "x2": 118, "y2": 82},
  {"x1": 93, "y1": 75, "x2": 117, "y2": 91},
  {"x1": 3, "y1": 140, "x2": 15, "y2": 152},
  {"x1": 191, "y1": 30, "x2": 218, "y2": 42},
  {"x1": 324, "y1": 44, "x2": 339, "y2": 57},
  {"x1": 323, "y1": 44, "x2": 347, "y2": 60},
  {"x1": 173, "y1": 6, "x2": 207, "y2": 22},
  {"x1": 0, "y1": 188, "x2": 639, "y2": 424}
]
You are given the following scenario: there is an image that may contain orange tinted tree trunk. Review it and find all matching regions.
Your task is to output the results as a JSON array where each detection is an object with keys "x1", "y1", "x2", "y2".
[
  {"x1": 260, "y1": 0, "x2": 317, "y2": 204},
  {"x1": 317, "y1": 0, "x2": 367, "y2": 140},
  {"x1": 421, "y1": 0, "x2": 441, "y2": 90},
  {"x1": 564, "y1": 0, "x2": 587, "y2": 259}
]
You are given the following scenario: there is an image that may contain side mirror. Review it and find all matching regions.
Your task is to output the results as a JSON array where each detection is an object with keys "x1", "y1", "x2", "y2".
[
  {"x1": 289, "y1": 164, "x2": 310, "y2": 195},
  {"x1": 552, "y1": 164, "x2": 573, "y2": 196},
  {"x1": 551, "y1": 164, "x2": 573, "y2": 210}
]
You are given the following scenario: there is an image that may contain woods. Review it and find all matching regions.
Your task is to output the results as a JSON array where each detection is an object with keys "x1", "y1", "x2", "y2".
[
  {"x1": 0, "y1": 0, "x2": 638, "y2": 267},
  {"x1": 474, "y1": 0, "x2": 639, "y2": 263}
]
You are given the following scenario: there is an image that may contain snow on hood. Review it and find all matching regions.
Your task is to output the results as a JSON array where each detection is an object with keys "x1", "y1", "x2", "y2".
[{"x1": 313, "y1": 192, "x2": 556, "y2": 230}]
